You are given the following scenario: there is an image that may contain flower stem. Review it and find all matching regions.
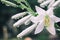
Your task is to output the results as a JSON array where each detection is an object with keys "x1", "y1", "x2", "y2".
[{"x1": 18, "y1": 1, "x2": 38, "y2": 16}]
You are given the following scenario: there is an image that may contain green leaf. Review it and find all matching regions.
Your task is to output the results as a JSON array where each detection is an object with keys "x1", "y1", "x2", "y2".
[
  {"x1": 14, "y1": 0, "x2": 25, "y2": 3},
  {"x1": 1, "y1": 0, "x2": 18, "y2": 7},
  {"x1": 19, "y1": 3, "x2": 27, "y2": 10}
]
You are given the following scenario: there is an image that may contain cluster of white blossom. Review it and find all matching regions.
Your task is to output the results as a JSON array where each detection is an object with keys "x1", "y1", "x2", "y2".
[
  {"x1": 11, "y1": 0, "x2": 60, "y2": 38},
  {"x1": 38, "y1": 0, "x2": 60, "y2": 8}
]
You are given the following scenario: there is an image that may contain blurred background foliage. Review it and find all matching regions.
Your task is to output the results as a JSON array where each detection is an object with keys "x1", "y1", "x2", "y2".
[{"x1": 0, "y1": 0, "x2": 60, "y2": 40}]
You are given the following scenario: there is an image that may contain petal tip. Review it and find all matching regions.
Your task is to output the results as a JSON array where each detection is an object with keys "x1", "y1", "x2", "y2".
[
  {"x1": 17, "y1": 35, "x2": 19, "y2": 38},
  {"x1": 34, "y1": 31, "x2": 39, "y2": 34},
  {"x1": 34, "y1": 32, "x2": 38, "y2": 34},
  {"x1": 11, "y1": 16, "x2": 14, "y2": 19},
  {"x1": 17, "y1": 35, "x2": 22, "y2": 38},
  {"x1": 40, "y1": 4, "x2": 45, "y2": 8},
  {"x1": 13, "y1": 24, "x2": 16, "y2": 27},
  {"x1": 13, "y1": 23, "x2": 19, "y2": 27},
  {"x1": 51, "y1": 32, "x2": 56, "y2": 36},
  {"x1": 35, "y1": 6, "x2": 38, "y2": 7},
  {"x1": 35, "y1": 6, "x2": 40, "y2": 9}
]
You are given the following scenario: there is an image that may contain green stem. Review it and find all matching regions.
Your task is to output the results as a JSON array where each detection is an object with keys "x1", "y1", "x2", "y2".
[
  {"x1": 19, "y1": 2, "x2": 38, "y2": 16},
  {"x1": 24, "y1": 0, "x2": 31, "y2": 8},
  {"x1": 1, "y1": 0, "x2": 18, "y2": 7},
  {"x1": 1, "y1": 0, "x2": 38, "y2": 16},
  {"x1": 26, "y1": 8, "x2": 38, "y2": 16}
]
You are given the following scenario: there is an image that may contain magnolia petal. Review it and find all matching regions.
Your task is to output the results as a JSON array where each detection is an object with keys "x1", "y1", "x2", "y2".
[
  {"x1": 51, "y1": 15, "x2": 60, "y2": 22},
  {"x1": 46, "y1": 7, "x2": 54, "y2": 16},
  {"x1": 11, "y1": 12, "x2": 27, "y2": 19},
  {"x1": 13, "y1": 15, "x2": 31, "y2": 27},
  {"x1": 48, "y1": 0, "x2": 55, "y2": 9},
  {"x1": 34, "y1": 20, "x2": 44, "y2": 34},
  {"x1": 35, "y1": 6, "x2": 45, "y2": 15},
  {"x1": 40, "y1": 0, "x2": 51, "y2": 8},
  {"x1": 46, "y1": 18, "x2": 56, "y2": 35},
  {"x1": 17, "y1": 23, "x2": 38, "y2": 38},
  {"x1": 52, "y1": 0, "x2": 60, "y2": 7},
  {"x1": 24, "y1": 18, "x2": 31, "y2": 25},
  {"x1": 31, "y1": 15, "x2": 44, "y2": 23}
]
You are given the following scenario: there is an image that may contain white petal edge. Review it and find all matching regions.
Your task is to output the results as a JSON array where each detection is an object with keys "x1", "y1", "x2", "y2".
[
  {"x1": 24, "y1": 18, "x2": 31, "y2": 25},
  {"x1": 34, "y1": 20, "x2": 44, "y2": 34},
  {"x1": 52, "y1": 0, "x2": 60, "y2": 7},
  {"x1": 17, "y1": 23, "x2": 38, "y2": 38},
  {"x1": 48, "y1": 0, "x2": 55, "y2": 9},
  {"x1": 40, "y1": 0, "x2": 51, "y2": 8},
  {"x1": 31, "y1": 15, "x2": 44, "y2": 23},
  {"x1": 13, "y1": 15, "x2": 31, "y2": 27},
  {"x1": 35, "y1": 6, "x2": 45, "y2": 15},
  {"x1": 46, "y1": 18, "x2": 56, "y2": 35},
  {"x1": 11, "y1": 12, "x2": 27, "y2": 19},
  {"x1": 51, "y1": 15, "x2": 60, "y2": 22},
  {"x1": 46, "y1": 7, "x2": 54, "y2": 16}
]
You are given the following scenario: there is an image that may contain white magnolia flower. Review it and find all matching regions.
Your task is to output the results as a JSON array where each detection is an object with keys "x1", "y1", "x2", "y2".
[
  {"x1": 11, "y1": 3, "x2": 60, "y2": 38},
  {"x1": 31, "y1": 6, "x2": 60, "y2": 35},
  {"x1": 15, "y1": 6, "x2": 60, "y2": 38}
]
